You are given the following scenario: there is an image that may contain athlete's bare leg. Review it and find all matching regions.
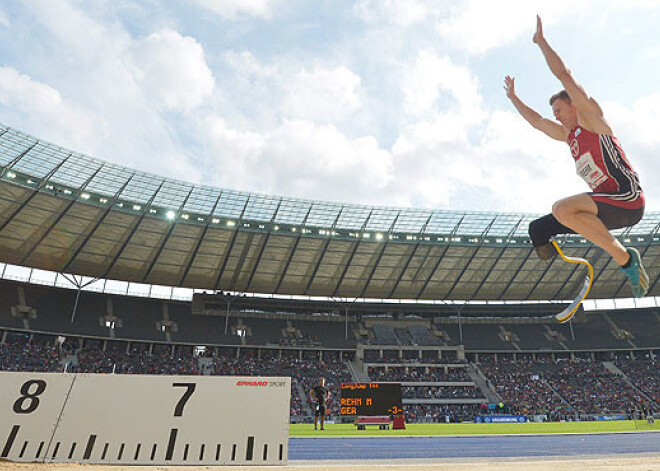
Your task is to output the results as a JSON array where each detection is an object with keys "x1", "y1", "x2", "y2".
[{"x1": 552, "y1": 193, "x2": 629, "y2": 265}]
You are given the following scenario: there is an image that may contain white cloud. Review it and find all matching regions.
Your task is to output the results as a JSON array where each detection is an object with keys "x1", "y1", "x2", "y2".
[
  {"x1": 223, "y1": 50, "x2": 277, "y2": 79},
  {"x1": 0, "y1": 2, "x2": 204, "y2": 183},
  {"x1": 604, "y1": 95, "x2": 660, "y2": 207},
  {"x1": 353, "y1": 0, "x2": 429, "y2": 27},
  {"x1": 0, "y1": 9, "x2": 9, "y2": 27},
  {"x1": 283, "y1": 66, "x2": 362, "y2": 123},
  {"x1": 128, "y1": 29, "x2": 215, "y2": 113},
  {"x1": 192, "y1": 0, "x2": 275, "y2": 19},
  {"x1": 384, "y1": 108, "x2": 584, "y2": 213},
  {"x1": 476, "y1": 110, "x2": 582, "y2": 212},
  {"x1": 402, "y1": 51, "x2": 483, "y2": 123},
  {"x1": 198, "y1": 117, "x2": 394, "y2": 204},
  {"x1": 435, "y1": 0, "x2": 577, "y2": 55},
  {"x1": 0, "y1": 67, "x2": 63, "y2": 113},
  {"x1": 0, "y1": 66, "x2": 94, "y2": 147}
]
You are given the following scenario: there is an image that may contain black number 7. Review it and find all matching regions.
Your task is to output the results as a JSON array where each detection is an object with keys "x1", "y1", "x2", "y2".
[{"x1": 172, "y1": 383, "x2": 196, "y2": 417}]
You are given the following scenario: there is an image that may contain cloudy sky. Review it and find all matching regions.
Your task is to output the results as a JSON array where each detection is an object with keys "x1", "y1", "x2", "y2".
[{"x1": 1, "y1": 0, "x2": 659, "y2": 214}]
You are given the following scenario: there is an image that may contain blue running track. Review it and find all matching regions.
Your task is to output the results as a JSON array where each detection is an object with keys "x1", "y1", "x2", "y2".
[{"x1": 289, "y1": 433, "x2": 660, "y2": 460}]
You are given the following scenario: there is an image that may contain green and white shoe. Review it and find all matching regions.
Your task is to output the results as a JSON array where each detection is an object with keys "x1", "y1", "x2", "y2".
[{"x1": 619, "y1": 248, "x2": 649, "y2": 298}]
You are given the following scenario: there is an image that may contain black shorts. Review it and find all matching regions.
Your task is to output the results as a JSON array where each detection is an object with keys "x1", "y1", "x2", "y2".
[
  {"x1": 315, "y1": 405, "x2": 326, "y2": 416},
  {"x1": 591, "y1": 198, "x2": 644, "y2": 230},
  {"x1": 529, "y1": 195, "x2": 644, "y2": 256}
]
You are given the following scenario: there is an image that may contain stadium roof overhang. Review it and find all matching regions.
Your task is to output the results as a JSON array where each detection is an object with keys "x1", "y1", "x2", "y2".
[{"x1": 1, "y1": 122, "x2": 660, "y2": 302}]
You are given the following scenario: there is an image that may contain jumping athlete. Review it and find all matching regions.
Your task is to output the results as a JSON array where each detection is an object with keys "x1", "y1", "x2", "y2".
[{"x1": 504, "y1": 16, "x2": 648, "y2": 298}]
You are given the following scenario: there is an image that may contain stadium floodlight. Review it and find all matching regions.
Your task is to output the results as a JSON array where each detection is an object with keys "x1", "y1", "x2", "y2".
[
  {"x1": 6, "y1": 171, "x2": 16, "y2": 178},
  {"x1": 117, "y1": 203, "x2": 124, "y2": 207},
  {"x1": 181, "y1": 214, "x2": 189, "y2": 220},
  {"x1": 226, "y1": 220, "x2": 235, "y2": 227},
  {"x1": 375, "y1": 233, "x2": 383, "y2": 241},
  {"x1": 166, "y1": 210, "x2": 176, "y2": 220},
  {"x1": 133, "y1": 205, "x2": 141, "y2": 211},
  {"x1": 100, "y1": 198, "x2": 108, "y2": 203},
  {"x1": 273, "y1": 225, "x2": 279, "y2": 231},
  {"x1": 149, "y1": 209, "x2": 157, "y2": 214},
  {"x1": 81, "y1": 193, "x2": 90, "y2": 200},
  {"x1": 212, "y1": 218, "x2": 220, "y2": 224}
]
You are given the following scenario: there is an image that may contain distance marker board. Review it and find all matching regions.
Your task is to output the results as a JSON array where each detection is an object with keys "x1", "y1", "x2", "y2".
[
  {"x1": 340, "y1": 382, "x2": 402, "y2": 416},
  {"x1": 0, "y1": 372, "x2": 290, "y2": 465}
]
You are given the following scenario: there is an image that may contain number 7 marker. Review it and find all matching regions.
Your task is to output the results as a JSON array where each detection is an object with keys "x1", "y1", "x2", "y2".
[{"x1": 552, "y1": 240, "x2": 594, "y2": 323}]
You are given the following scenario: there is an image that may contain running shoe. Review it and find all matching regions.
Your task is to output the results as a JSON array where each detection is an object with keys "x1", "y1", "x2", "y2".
[{"x1": 619, "y1": 248, "x2": 649, "y2": 298}]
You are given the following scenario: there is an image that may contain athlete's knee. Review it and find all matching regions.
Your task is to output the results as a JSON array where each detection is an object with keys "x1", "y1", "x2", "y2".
[{"x1": 551, "y1": 199, "x2": 573, "y2": 222}]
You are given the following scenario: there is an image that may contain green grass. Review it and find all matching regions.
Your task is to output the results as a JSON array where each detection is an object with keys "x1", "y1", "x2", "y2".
[{"x1": 290, "y1": 420, "x2": 660, "y2": 437}]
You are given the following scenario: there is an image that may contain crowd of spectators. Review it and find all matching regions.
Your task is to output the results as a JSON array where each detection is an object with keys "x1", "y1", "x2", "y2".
[
  {"x1": 0, "y1": 332, "x2": 77, "y2": 372},
  {"x1": 479, "y1": 357, "x2": 573, "y2": 418},
  {"x1": 364, "y1": 356, "x2": 466, "y2": 365},
  {"x1": 2, "y1": 331, "x2": 657, "y2": 422},
  {"x1": 479, "y1": 356, "x2": 655, "y2": 418},
  {"x1": 0, "y1": 341, "x2": 65, "y2": 372},
  {"x1": 542, "y1": 358, "x2": 647, "y2": 416},
  {"x1": 368, "y1": 366, "x2": 470, "y2": 382},
  {"x1": 403, "y1": 385, "x2": 482, "y2": 399},
  {"x1": 614, "y1": 357, "x2": 660, "y2": 408},
  {"x1": 75, "y1": 343, "x2": 200, "y2": 375},
  {"x1": 404, "y1": 404, "x2": 480, "y2": 423}
]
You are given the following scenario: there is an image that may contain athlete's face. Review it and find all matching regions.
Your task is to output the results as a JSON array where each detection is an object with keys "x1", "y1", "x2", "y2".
[{"x1": 551, "y1": 98, "x2": 577, "y2": 128}]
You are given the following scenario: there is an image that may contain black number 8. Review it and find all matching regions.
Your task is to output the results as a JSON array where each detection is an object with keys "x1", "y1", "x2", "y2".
[{"x1": 13, "y1": 380, "x2": 47, "y2": 414}]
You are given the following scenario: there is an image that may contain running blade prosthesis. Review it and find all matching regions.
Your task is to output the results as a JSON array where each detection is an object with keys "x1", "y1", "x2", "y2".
[{"x1": 552, "y1": 240, "x2": 594, "y2": 323}]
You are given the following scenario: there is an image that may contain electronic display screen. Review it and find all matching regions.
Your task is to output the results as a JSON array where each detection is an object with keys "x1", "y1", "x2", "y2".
[{"x1": 340, "y1": 382, "x2": 402, "y2": 416}]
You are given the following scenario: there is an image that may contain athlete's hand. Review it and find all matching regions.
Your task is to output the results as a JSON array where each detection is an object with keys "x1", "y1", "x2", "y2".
[
  {"x1": 533, "y1": 15, "x2": 544, "y2": 44},
  {"x1": 504, "y1": 75, "x2": 516, "y2": 100}
]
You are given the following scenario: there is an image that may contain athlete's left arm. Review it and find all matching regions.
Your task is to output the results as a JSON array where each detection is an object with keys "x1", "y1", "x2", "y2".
[{"x1": 534, "y1": 16, "x2": 612, "y2": 133}]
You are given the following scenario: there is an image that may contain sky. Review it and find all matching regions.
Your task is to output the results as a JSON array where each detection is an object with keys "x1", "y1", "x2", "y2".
[{"x1": 1, "y1": 0, "x2": 660, "y2": 214}]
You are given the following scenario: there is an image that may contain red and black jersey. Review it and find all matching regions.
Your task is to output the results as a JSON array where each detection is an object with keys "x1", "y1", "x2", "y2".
[{"x1": 567, "y1": 126, "x2": 644, "y2": 209}]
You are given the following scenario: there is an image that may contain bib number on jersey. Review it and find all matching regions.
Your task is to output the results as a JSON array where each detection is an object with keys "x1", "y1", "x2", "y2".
[{"x1": 575, "y1": 151, "x2": 607, "y2": 189}]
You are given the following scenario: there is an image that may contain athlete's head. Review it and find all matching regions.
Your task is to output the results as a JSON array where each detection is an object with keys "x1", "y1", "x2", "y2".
[
  {"x1": 549, "y1": 90, "x2": 577, "y2": 128},
  {"x1": 319, "y1": 377, "x2": 325, "y2": 386}
]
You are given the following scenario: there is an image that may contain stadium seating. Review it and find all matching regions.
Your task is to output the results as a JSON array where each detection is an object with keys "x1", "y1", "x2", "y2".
[{"x1": 2, "y1": 277, "x2": 660, "y2": 423}]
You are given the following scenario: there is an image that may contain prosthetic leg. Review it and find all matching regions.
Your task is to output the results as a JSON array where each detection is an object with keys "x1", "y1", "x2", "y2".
[{"x1": 552, "y1": 240, "x2": 594, "y2": 323}]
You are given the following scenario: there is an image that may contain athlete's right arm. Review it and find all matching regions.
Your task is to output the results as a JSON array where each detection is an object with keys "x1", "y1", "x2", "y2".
[{"x1": 504, "y1": 75, "x2": 566, "y2": 141}]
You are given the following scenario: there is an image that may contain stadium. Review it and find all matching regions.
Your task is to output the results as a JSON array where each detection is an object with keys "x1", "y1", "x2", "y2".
[{"x1": 0, "y1": 122, "x2": 659, "y2": 470}]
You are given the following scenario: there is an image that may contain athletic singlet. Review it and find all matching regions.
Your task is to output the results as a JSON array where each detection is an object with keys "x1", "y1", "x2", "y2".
[{"x1": 567, "y1": 126, "x2": 644, "y2": 209}]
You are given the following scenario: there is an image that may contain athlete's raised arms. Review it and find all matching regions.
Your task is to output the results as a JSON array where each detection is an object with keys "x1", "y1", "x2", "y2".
[
  {"x1": 503, "y1": 75, "x2": 566, "y2": 141},
  {"x1": 534, "y1": 15, "x2": 613, "y2": 136}
]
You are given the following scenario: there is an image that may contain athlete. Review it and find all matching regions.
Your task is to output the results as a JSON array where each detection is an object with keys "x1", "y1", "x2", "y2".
[
  {"x1": 504, "y1": 16, "x2": 648, "y2": 298},
  {"x1": 311, "y1": 377, "x2": 330, "y2": 431}
]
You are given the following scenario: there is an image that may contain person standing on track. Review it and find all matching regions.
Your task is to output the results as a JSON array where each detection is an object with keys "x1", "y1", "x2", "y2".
[
  {"x1": 504, "y1": 16, "x2": 648, "y2": 298},
  {"x1": 311, "y1": 377, "x2": 330, "y2": 431}
]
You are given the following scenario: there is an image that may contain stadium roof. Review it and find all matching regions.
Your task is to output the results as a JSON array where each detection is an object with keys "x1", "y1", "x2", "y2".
[{"x1": 1, "y1": 122, "x2": 659, "y2": 302}]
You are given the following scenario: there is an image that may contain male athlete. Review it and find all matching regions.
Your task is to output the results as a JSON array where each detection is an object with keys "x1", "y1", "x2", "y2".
[
  {"x1": 311, "y1": 377, "x2": 330, "y2": 431},
  {"x1": 504, "y1": 16, "x2": 648, "y2": 298}
]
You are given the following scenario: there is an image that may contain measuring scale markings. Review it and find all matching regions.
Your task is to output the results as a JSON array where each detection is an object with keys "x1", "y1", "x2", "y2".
[{"x1": 1, "y1": 372, "x2": 289, "y2": 465}]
